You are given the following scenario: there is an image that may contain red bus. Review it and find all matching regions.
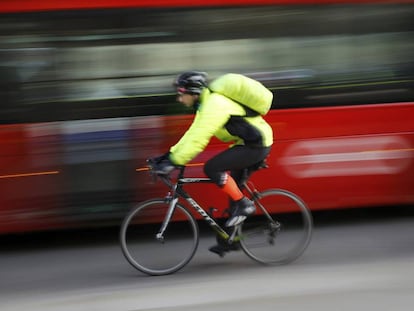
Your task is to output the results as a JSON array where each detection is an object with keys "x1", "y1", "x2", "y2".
[{"x1": 0, "y1": 0, "x2": 413, "y2": 234}]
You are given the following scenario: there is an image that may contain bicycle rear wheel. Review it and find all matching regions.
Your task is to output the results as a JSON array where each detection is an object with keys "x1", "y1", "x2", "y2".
[
  {"x1": 120, "y1": 199, "x2": 199, "y2": 276},
  {"x1": 239, "y1": 189, "x2": 312, "y2": 265}
]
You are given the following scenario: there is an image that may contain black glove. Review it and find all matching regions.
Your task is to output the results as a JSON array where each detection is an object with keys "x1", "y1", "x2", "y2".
[
  {"x1": 148, "y1": 153, "x2": 176, "y2": 175},
  {"x1": 150, "y1": 152, "x2": 170, "y2": 164}
]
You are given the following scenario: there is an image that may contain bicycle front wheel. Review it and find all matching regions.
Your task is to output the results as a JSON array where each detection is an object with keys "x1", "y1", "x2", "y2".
[
  {"x1": 120, "y1": 199, "x2": 199, "y2": 276},
  {"x1": 239, "y1": 189, "x2": 312, "y2": 265}
]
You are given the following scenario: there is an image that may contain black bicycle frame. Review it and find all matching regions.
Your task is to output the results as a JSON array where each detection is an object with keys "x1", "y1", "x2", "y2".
[
  {"x1": 178, "y1": 178, "x2": 233, "y2": 238},
  {"x1": 156, "y1": 170, "x2": 238, "y2": 243}
]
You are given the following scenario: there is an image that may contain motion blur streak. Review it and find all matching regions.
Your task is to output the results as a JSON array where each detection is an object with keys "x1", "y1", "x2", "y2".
[
  {"x1": 0, "y1": 171, "x2": 59, "y2": 179},
  {"x1": 0, "y1": 1, "x2": 413, "y2": 233}
]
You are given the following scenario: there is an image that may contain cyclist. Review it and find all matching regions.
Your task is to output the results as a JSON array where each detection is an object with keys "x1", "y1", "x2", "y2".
[{"x1": 151, "y1": 71, "x2": 273, "y2": 254}]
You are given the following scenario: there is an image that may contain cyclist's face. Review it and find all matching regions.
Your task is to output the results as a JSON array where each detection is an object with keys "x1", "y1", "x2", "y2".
[{"x1": 177, "y1": 93, "x2": 198, "y2": 108}]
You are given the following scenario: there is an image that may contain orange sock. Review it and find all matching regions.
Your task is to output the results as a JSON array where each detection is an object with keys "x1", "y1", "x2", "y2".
[{"x1": 221, "y1": 175, "x2": 244, "y2": 201}]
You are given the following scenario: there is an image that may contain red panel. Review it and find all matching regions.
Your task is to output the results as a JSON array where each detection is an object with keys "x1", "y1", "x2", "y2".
[
  {"x1": 1, "y1": 102, "x2": 413, "y2": 233},
  {"x1": 1, "y1": 0, "x2": 412, "y2": 14},
  {"x1": 0, "y1": 124, "x2": 64, "y2": 233}
]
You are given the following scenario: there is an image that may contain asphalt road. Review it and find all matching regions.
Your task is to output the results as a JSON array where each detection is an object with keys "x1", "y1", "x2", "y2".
[{"x1": 1, "y1": 207, "x2": 413, "y2": 311}]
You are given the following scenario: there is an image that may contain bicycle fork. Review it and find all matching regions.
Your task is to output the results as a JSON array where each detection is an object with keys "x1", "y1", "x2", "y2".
[{"x1": 155, "y1": 192, "x2": 178, "y2": 242}]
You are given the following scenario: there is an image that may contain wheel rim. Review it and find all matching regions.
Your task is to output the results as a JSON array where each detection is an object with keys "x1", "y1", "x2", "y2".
[{"x1": 120, "y1": 200, "x2": 199, "y2": 275}]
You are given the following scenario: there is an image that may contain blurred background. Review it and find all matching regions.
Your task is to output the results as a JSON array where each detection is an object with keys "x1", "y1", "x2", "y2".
[
  {"x1": 0, "y1": 0, "x2": 413, "y2": 234},
  {"x1": 0, "y1": 1, "x2": 414, "y2": 310},
  {"x1": 1, "y1": 3, "x2": 414, "y2": 122}
]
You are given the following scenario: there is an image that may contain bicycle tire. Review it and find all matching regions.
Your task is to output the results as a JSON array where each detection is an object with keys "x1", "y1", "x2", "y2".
[
  {"x1": 239, "y1": 189, "x2": 313, "y2": 265},
  {"x1": 120, "y1": 199, "x2": 199, "y2": 276}
]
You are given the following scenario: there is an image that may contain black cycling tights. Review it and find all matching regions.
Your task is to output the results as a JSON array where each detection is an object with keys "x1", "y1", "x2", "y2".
[{"x1": 204, "y1": 145, "x2": 271, "y2": 187}]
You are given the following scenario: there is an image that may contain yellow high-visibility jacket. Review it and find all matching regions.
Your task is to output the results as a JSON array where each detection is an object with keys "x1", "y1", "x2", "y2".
[{"x1": 169, "y1": 88, "x2": 273, "y2": 166}]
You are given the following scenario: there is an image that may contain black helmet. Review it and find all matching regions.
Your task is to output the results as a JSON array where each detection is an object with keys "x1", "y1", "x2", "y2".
[{"x1": 174, "y1": 71, "x2": 207, "y2": 95}]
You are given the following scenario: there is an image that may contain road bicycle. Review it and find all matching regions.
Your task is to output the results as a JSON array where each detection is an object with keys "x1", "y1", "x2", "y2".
[{"x1": 120, "y1": 160, "x2": 313, "y2": 276}]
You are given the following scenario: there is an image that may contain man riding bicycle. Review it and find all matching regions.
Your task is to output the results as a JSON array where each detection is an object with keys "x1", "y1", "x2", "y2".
[{"x1": 151, "y1": 71, "x2": 273, "y2": 255}]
